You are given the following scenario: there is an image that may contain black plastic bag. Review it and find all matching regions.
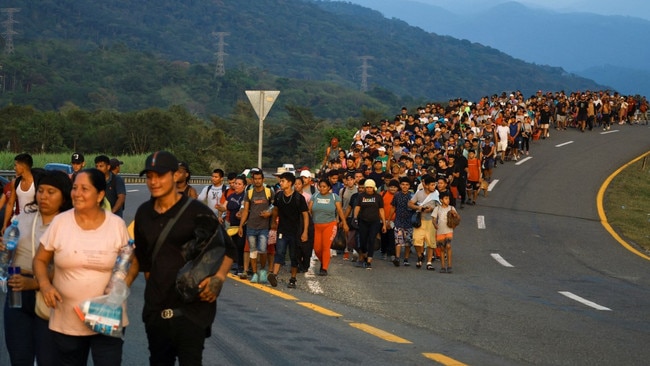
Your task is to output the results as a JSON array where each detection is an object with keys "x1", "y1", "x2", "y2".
[{"x1": 176, "y1": 215, "x2": 231, "y2": 303}]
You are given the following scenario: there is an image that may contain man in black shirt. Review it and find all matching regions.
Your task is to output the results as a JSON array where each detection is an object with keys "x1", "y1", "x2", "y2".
[
  {"x1": 267, "y1": 172, "x2": 309, "y2": 289},
  {"x1": 134, "y1": 151, "x2": 235, "y2": 365}
]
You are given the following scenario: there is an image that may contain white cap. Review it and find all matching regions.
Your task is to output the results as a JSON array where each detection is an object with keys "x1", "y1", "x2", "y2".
[{"x1": 300, "y1": 170, "x2": 311, "y2": 178}]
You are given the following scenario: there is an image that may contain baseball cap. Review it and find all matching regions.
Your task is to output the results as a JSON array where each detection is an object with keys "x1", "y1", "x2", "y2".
[
  {"x1": 139, "y1": 151, "x2": 179, "y2": 176},
  {"x1": 71, "y1": 152, "x2": 84, "y2": 164},
  {"x1": 300, "y1": 170, "x2": 311, "y2": 178},
  {"x1": 364, "y1": 179, "x2": 377, "y2": 189},
  {"x1": 109, "y1": 158, "x2": 124, "y2": 169}
]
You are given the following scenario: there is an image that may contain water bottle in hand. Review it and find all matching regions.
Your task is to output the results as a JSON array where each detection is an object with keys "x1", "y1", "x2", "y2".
[{"x1": 0, "y1": 220, "x2": 20, "y2": 293}]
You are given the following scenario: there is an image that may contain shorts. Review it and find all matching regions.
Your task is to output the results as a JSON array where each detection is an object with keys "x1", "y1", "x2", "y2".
[
  {"x1": 246, "y1": 228, "x2": 269, "y2": 254},
  {"x1": 413, "y1": 220, "x2": 436, "y2": 248},
  {"x1": 436, "y1": 232, "x2": 453, "y2": 245},
  {"x1": 394, "y1": 227, "x2": 413, "y2": 247},
  {"x1": 466, "y1": 181, "x2": 479, "y2": 191},
  {"x1": 497, "y1": 140, "x2": 508, "y2": 152}
]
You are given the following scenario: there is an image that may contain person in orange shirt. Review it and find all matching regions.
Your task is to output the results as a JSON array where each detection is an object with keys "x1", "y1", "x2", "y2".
[
  {"x1": 466, "y1": 150, "x2": 482, "y2": 205},
  {"x1": 379, "y1": 179, "x2": 398, "y2": 261}
]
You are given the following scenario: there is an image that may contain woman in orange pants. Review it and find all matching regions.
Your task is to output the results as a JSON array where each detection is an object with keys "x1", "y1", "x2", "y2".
[{"x1": 309, "y1": 180, "x2": 349, "y2": 276}]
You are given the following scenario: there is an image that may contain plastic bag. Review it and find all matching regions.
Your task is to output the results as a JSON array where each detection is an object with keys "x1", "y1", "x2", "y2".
[
  {"x1": 176, "y1": 215, "x2": 230, "y2": 303},
  {"x1": 73, "y1": 291, "x2": 125, "y2": 338}
]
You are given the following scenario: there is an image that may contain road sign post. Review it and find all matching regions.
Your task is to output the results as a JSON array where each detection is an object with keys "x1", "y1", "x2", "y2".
[{"x1": 245, "y1": 90, "x2": 280, "y2": 169}]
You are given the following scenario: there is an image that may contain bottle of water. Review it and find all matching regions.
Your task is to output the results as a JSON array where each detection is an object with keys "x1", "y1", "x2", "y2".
[
  {"x1": 0, "y1": 220, "x2": 20, "y2": 293},
  {"x1": 7, "y1": 266, "x2": 22, "y2": 308},
  {"x1": 105, "y1": 239, "x2": 134, "y2": 300}
]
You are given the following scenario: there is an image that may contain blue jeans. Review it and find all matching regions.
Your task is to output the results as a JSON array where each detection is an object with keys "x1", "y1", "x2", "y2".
[
  {"x1": 4, "y1": 289, "x2": 56, "y2": 366},
  {"x1": 246, "y1": 228, "x2": 269, "y2": 254},
  {"x1": 274, "y1": 233, "x2": 299, "y2": 268}
]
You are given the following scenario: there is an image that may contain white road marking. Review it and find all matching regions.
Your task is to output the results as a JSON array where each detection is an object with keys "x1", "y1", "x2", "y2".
[
  {"x1": 515, "y1": 157, "x2": 532, "y2": 165},
  {"x1": 559, "y1": 291, "x2": 611, "y2": 311},
  {"x1": 600, "y1": 130, "x2": 619, "y2": 135},
  {"x1": 491, "y1": 253, "x2": 514, "y2": 267},
  {"x1": 127, "y1": 189, "x2": 139, "y2": 193},
  {"x1": 477, "y1": 215, "x2": 486, "y2": 229},
  {"x1": 488, "y1": 179, "x2": 498, "y2": 191},
  {"x1": 555, "y1": 141, "x2": 574, "y2": 147}
]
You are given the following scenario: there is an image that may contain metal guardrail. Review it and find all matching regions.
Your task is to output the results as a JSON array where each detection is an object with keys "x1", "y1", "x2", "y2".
[{"x1": 0, "y1": 170, "x2": 212, "y2": 185}]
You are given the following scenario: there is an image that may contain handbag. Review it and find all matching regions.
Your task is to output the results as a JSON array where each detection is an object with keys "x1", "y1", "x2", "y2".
[
  {"x1": 410, "y1": 211, "x2": 422, "y2": 228},
  {"x1": 31, "y1": 213, "x2": 51, "y2": 320}
]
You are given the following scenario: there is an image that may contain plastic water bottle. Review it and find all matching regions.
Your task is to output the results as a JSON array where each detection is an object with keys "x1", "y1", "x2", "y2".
[
  {"x1": 0, "y1": 220, "x2": 20, "y2": 293},
  {"x1": 105, "y1": 239, "x2": 134, "y2": 294},
  {"x1": 7, "y1": 266, "x2": 21, "y2": 308}
]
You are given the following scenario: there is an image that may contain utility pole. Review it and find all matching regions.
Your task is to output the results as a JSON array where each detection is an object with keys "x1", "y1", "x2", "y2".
[
  {"x1": 1, "y1": 8, "x2": 20, "y2": 55},
  {"x1": 359, "y1": 55, "x2": 373, "y2": 92},
  {"x1": 213, "y1": 31, "x2": 229, "y2": 78}
]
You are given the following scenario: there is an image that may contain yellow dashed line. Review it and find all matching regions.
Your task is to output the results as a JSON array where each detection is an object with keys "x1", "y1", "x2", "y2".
[
  {"x1": 423, "y1": 353, "x2": 468, "y2": 365},
  {"x1": 349, "y1": 322, "x2": 412, "y2": 344},
  {"x1": 227, "y1": 273, "x2": 297, "y2": 300},
  {"x1": 296, "y1": 302, "x2": 342, "y2": 317}
]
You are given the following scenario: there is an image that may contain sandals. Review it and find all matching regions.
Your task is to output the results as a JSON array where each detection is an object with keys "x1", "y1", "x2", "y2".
[
  {"x1": 426, "y1": 263, "x2": 434, "y2": 271},
  {"x1": 439, "y1": 267, "x2": 447, "y2": 273}
]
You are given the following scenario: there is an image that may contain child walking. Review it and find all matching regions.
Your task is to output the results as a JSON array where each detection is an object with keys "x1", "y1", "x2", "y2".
[{"x1": 432, "y1": 192, "x2": 459, "y2": 273}]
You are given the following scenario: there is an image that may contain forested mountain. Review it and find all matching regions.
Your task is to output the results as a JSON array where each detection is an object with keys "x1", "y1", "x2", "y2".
[
  {"x1": 0, "y1": 0, "x2": 606, "y2": 171},
  {"x1": 0, "y1": 0, "x2": 603, "y2": 116}
]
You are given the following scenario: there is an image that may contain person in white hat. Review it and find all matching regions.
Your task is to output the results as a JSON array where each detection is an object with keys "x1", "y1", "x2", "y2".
[
  {"x1": 299, "y1": 169, "x2": 316, "y2": 195},
  {"x1": 351, "y1": 179, "x2": 387, "y2": 269}
]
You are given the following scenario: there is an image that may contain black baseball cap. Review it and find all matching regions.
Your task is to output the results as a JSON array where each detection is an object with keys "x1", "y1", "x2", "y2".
[
  {"x1": 139, "y1": 151, "x2": 179, "y2": 176},
  {"x1": 71, "y1": 152, "x2": 84, "y2": 164}
]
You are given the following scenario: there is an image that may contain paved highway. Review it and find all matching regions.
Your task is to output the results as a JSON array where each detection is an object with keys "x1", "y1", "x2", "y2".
[{"x1": 1, "y1": 125, "x2": 649, "y2": 365}]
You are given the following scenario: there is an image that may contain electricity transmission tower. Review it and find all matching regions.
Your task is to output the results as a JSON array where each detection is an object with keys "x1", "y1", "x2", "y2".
[
  {"x1": 1, "y1": 8, "x2": 20, "y2": 55},
  {"x1": 213, "y1": 31, "x2": 229, "y2": 77},
  {"x1": 359, "y1": 55, "x2": 373, "y2": 92}
]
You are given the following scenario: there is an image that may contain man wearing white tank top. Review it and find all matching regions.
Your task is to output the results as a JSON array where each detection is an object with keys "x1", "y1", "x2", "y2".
[{"x1": 2, "y1": 153, "x2": 35, "y2": 234}]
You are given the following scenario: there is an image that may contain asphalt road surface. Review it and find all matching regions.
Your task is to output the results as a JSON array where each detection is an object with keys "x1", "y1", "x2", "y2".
[{"x1": 1, "y1": 124, "x2": 649, "y2": 365}]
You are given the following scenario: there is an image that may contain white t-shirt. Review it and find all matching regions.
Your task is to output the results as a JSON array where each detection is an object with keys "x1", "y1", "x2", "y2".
[
  {"x1": 197, "y1": 184, "x2": 224, "y2": 215},
  {"x1": 40, "y1": 209, "x2": 130, "y2": 336}
]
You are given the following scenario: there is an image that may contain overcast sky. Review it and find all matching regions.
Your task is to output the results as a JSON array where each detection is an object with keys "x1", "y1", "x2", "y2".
[{"x1": 347, "y1": 0, "x2": 650, "y2": 20}]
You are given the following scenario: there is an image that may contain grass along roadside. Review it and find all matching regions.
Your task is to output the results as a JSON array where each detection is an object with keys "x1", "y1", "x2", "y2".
[
  {"x1": 0, "y1": 152, "x2": 148, "y2": 175},
  {"x1": 603, "y1": 156, "x2": 650, "y2": 253}
]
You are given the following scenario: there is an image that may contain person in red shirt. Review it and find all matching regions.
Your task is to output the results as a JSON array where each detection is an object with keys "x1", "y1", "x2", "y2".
[{"x1": 466, "y1": 150, "x2": 482, "y2": 205}]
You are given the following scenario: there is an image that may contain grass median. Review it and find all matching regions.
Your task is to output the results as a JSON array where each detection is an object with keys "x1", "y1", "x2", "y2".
[{"x1": 603, "y1": 155, "x2": 650, "y2": 252}]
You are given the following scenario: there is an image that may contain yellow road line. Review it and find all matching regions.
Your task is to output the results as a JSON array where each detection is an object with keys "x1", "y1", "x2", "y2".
[
  {"x1": 596, "y1": 150, "x2": 650, "y2": 261},
  {"x1": 349, "y1": 323, "x2": 412, "y2": 344},
  {"x1": 422, "y1": 353, "x2": 468, "y2": 365},
  {"x1": 227, "y1": 273, "x2": 298, "y2": 300},
  {"x1": 296, "y1": 302, "x2": 342, "y2": 317}
]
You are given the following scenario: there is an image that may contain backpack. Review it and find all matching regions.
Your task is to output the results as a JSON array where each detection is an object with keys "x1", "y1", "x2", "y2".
[{"x1": 247, "y1": 186, "x2": 273, "y2": 204}]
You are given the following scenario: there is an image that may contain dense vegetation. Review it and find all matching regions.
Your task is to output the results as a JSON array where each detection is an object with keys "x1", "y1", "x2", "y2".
[{"x1": 0, "y1": 0, "x2": 605, "y2": 170}]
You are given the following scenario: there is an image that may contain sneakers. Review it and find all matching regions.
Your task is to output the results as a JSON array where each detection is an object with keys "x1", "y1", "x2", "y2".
[
  {"x1": 259, "y1": 269, "x2": 268, "y2": 284},
  {"x1": 318, "y1": 269, "x2": 328, "y2": 276},
  {"x1": 426, "y1": 263, "x2": 434, "y2": 271},
  {"x1": 250, "y1": 273, "x2": 259, "y2": 283},
  {"x1": 416, "y1": 255, "x2": 424, "y2": 269},
  {"x1": 392, "y1": 257, "x2": 400, "y2": 267},
  {"x1": 403, "y1": 259, "x2": 410, "y2": 266},
  {"x1": 267, "y1": 273, "x2": 278, "y2": 287},
  {"x1": 343, "y1": 252, "x2": 350, "y2": 260},
  {"x1": 287, "y1": 278, "x2": 297, "y2": 288},
  {"x1": 446, "y1": 267, "x2": 453, "y2": 274},
  {"x1": 364, "y1": 262, "x2": 372, "y2": 270},
  {"x1": 238, "y1": 272, "x2": 248, "y2": 280},
  {"x1": 440, "y1": 267, "x2": 447, "y2": 273}
]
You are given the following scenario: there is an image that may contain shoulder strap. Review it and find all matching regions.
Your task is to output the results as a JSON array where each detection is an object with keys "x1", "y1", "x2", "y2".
[{"x1": 150, "y1": 198, "x2": 193, "y2": 262}]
